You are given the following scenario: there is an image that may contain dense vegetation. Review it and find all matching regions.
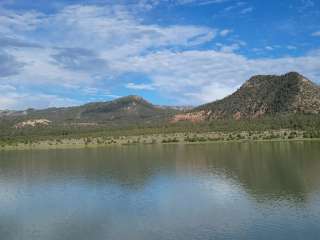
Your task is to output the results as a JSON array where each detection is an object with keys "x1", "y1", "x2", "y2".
[
  {"x1": 1, "y1": 114, "x2": 320, "y2": 148},
  {"x1": 196, "y1": 72, "x2": 320, "y2": 119}
]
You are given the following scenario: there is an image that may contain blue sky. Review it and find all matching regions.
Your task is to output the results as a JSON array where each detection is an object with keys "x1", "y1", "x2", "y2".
[{"x1": 0, "y1": 0, "x2": 319, "y2": 109}]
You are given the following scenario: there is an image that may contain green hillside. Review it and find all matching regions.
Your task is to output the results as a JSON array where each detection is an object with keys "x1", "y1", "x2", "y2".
[{"x1": 195, "y1": 72, "x2": 320, "y2": 119}]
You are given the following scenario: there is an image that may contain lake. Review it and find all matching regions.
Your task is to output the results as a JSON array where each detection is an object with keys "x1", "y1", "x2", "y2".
[{"x1": 0, "y1": 141, "x2": 320, "y2": 240}]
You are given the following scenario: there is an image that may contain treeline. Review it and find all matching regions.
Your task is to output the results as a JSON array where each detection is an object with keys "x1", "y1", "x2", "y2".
[{"x1": 0, "y1": 114, "x2": 320, "y2": 146}]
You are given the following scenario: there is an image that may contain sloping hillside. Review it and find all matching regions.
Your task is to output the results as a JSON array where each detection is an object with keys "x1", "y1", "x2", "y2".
[
  {"x1": 192, "y1": 72, "x2": 320, "y2": 120},
  {"x1": 1, "y1": 72, "x2": 320, "y2": 129},
  {"x1": 1, "y1": 95, "x2": 179, "y2": 127}
]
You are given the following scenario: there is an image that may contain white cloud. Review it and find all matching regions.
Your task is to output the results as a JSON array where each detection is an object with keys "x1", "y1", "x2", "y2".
[
  {"x1": 287, "y1": 45, "x2": 297, "y2": 50},
  {"x1": 220, "y1": 29, "x2": 232, "y2": 37},
  {"x1": 0, "y1": 3, "x2": 319, "y2": 109},
  {"x1": 45, "y1": 4, "x2": 217, "y2": 56},
  {"x1": 126, "y1": 83, "x2": 155, "y2": 90},
  {"x1": 6, "y1": 47, "x2": 93, "y2": 87},
  {"x1": 0, "y1": 84, "x2": 16, "y2": 92},
  {"x1": 240, "y1": 7, "x2": 253, "y2": 14},
  {"x1": 0, "y1": 4, "x2": 217, "y2": 80},
  {"x1": 136, "y1": 0, "x2": 162, "y2": 10},
  {"x1": 0, "y1": 8, "x2": 43, "y2": 34},
  {"x1": 220, "y1": 43, "x2": 241, "y2": 52},
  {"x1": 185, "y1": 83, "x2": 238, "y2": 103},
  {"x1": 223, "y1": 1, "x2": 246, "y2": 12},
  {"x1": 0, "y1": 51, "x2": 25, "y2": 78},
  {"x1": 312, "y1": 31, "x2": 320, "y2": 37},
  {"x1": 0, "y1": 4, "x2": 220, "y2": 109},
  {"x1": 0, "y1": 91, "x2": 81, "y2": 110},
  {"x1": 114, "y1": 49, "x2": 320, "y2": 104},
  {"x1": 175, "y1": 0, "x2": 230, "y2": 5},
  {"x1": 298, "y1": 0, "x2": 315, "y2": 12}
]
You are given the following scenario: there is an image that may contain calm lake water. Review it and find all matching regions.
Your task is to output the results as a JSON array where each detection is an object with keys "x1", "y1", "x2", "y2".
[{"x1": 0, "y1": 141, "x2": 320, "y2": 240}]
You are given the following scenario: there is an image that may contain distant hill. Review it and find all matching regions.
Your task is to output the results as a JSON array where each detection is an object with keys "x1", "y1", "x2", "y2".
[
  {"x1": 0, "y1": 95, "x2": 179, "y2": 127},
  {"x1": 173, "y1": 72, "x2": 320, "y2": 121},
  {"x1": 76, "y1": 95, "x2": 178, "y2": 124},
  {"x1": 1, "y1": 72, "x2": 320, "y2": 129}
]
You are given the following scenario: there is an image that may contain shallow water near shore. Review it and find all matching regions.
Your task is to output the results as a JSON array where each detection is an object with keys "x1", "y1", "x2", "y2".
[{"x1": 0, "y1": 141, "x2": 320, "y2": 240}]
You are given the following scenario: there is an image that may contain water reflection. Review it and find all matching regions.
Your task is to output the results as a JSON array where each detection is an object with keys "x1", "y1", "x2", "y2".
[
  {"x1": 2, "y1": 141, "x2": 320, "y2": 198},
  {"x1": 0, "y1": 141, "x2": 320, "y2": 240},
  {"x1": 172, "y1": 142, "x2": 320, "y2": 201}
]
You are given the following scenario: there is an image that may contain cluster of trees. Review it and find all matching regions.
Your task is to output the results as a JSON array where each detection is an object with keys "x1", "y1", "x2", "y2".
[{"x1": 1, "y1": 114, "x2": 320, "y2": 146}]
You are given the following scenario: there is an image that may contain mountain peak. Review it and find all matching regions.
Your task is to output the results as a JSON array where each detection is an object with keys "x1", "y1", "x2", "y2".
[
  {"x1": 119, "y1": 95, "x2": 142, "y2": 100},
  {"x1": 247, "y1": 72, "x2": 308, "y2": 85},
  {"x1": 116, "y1": 95, "x2": 145, "y2": 102},
  {"x1": 284, "y1": 71, "x2": 304, "y2": 77},
  {"x1": 195, "y1": 72, "x2": 320, "y2": 119}
]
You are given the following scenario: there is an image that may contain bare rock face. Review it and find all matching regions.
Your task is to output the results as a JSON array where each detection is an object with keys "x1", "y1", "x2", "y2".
[
  {"x1": 193, "y1": 72, "x2": 320, "y2": 120},
  {"x1": 171, "y1": 111, "x2": 209, "y2": 123},
  {"x1": 15, "y1": 119, "x2": 51, "y2": 128}
]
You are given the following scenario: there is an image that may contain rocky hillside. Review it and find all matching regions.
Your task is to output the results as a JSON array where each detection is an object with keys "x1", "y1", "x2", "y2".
[
  {"x1": 173, "y1": 72, "x2": 320, "y2": 121},
  {"x1": 77, "y1": 95, "x2": 178, "y2": 124},
  {"x1": 1, "y1": 72, "x2": 320, "y2": 128},
  {"x1": 0, "y1": 95, "x2": 179, "y2": 127}
]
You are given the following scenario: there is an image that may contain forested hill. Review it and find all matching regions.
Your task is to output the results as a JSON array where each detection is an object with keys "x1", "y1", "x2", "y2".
[
  {"x1": 0, "y1": 95, "x2": 180, "y2": 128},
  {"x1": 193, "y1": 72, "x2": 320, "y2": 120},
  {"x1": 1, "y1": 72, "x2": 320, "y2": 132}
]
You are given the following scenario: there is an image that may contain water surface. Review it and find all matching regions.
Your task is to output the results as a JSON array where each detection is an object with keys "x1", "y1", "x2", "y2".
[{"x1": 0, "y1": 141, "x2": 320, "y2": 239}]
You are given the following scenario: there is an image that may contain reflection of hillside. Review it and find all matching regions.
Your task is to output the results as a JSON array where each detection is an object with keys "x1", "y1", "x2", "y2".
[
  {"x1": 1, "y1": 141, "x2": 320, "y2": 201},
  {"x1": 173, "y1": 141, "x2": 320, "y2": 201},
  {"x1": 0, "y1": 146, "x2": 177, "y2": 188}
]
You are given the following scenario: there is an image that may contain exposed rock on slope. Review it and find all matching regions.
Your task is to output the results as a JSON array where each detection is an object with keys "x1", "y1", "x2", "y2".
[
  {"x1": 15, "y1": 119, "x2": 51, "y2": 129},
  {"x1": 176, "y1": 72, "x2": 320, "y2": 121},
  {"x1": 1, "y1": 72, "x2": 320, "y2": 127},
  {"x1": 1, "y1": 95, "x2": 179, "y2": 126}
]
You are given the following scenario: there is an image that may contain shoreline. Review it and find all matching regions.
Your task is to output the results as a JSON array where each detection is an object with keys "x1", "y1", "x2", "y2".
[{"x1": 1, "y1": 130, "x2": 320, "y2": 151}]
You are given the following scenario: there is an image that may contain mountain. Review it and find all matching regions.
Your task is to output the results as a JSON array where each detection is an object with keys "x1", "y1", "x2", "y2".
[
  {"x1": 173, "y1": 72, "x2": 320, "y2": 121},
  {"x1": 0, "y1": 110, "x2": 25, "y2": 118},
  {"x1": 0, "y1": 95, "x2": 179, "y2": 127},
  {"x1": 1, "y1": 72, "x2": 320, "y2": 129},
  {"x1": 76, "y1": 95, "x2": 178, "y2": 124}
]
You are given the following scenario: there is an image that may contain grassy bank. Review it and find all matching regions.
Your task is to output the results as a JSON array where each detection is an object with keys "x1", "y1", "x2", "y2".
[{"x1": 1, "y1": 129, "x2": 319, "y2": 151}]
